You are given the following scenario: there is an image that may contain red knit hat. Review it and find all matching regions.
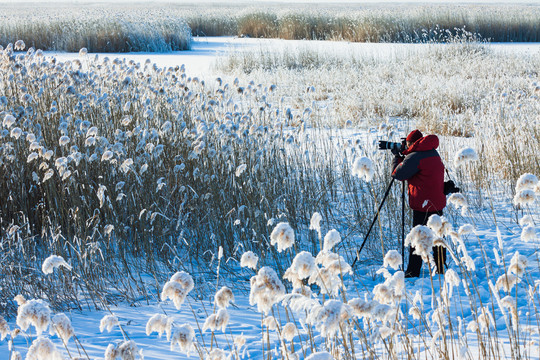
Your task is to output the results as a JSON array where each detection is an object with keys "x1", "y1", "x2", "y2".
[{"x1": 406, "y1": 129, "x2": 423, "y2": 143}]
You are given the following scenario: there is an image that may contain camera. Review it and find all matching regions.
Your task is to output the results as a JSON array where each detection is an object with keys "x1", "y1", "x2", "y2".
[
  {"x1": 378, "y1": 138, "x2": 406, "y2": 153},
  {"x1": 443, "y1": 180, "x2": 460, "y2": 195}
]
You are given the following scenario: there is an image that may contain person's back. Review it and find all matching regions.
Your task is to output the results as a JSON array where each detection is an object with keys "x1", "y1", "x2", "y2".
[{"x1": 393, "y1": 134, "x2": 446, "y2": 212}]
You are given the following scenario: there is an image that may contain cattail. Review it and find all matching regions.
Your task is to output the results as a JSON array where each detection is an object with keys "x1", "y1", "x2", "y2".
[
  {"x1": 240, "y1": 251, "x2": 259, "y2": 270},
  {"x1": 445, "y1": 269, "x2": 460, "y2": 297},
  {"x1": 58, "y1": 135, "x2": 70, "y2": 146},
  {"x1": 3, "y1": 114, "x2": 16, "y2": 128},
  {"x1": 169, "y1": 271, "x2": 194, "y2": 292},
  {"x1": 383, "y1": 250, "x2": 402, "y2": 270},
  {"x1": 117, "y1": 340, "x2": 141, "y2": 359},
  {"x1": 104, "y1": 224, "x2": 114, "y2": 236},
  {"x1": 43, "y1": 169, "x2": 54, "y2": 183},
  {"x1": 234, "y1": 334, "x2": 246, "y2": 348},
  {"x1": 99, "y1": 314, "x2": 119, "y2": 333},
  {"x1": 161, "y1": 282, "x2": 188, "y2": 310},
  {"x1": 207, "y1": 349, "x2": 227, "y2": 360},
  {"x1": 281, "y1": 322, "x2": 297, "y2": 342},
  {"x1": 104, "y1": 343, "x2": 119, "y2": 360},
  {"x1": 262, "y1": 316, "x2": 277, "y2": 330},
  {"x1": 454, "y1": 147, "x2": 478, "y2": 167},
  {"x1": 26, "y1": 133, "x2": 36, "y2": 142},
  {"x1": 170, "y1": 324, "x2": 195, "y2": 354},
  {"x1": 352, "y1": 156, "x2": 374, "y2": 181},
  {"x1": 309, "y1": 212, "x2": 322, "y2": 234},
  {"x1": 477, "y1": 307, "x2": 493, "y2": 332},
  {"x1": 14, "y1": 294, "x2": 26, "y2": 306},
  {"x1": 509, "y1": 251, "x2": 527, "y2": 276},
  {"x1": 348, "y1": 298, "x2": 375, "y2": 319},
  {"x1": 235, "y1": 164, "x2": 247, "y2": 177},
  {"x1": 86, "y1": 127, "x2": 98, "y2": 137},
  {"x1": 120, "y1": 159, "x2": 133, "y2": 173},
  {"x1": 427, "y1": 214, "x2": 442, "y2": 232},
  {"x1": 458, "y1": 224, "x2": 475, "y2": 237},
  {"x1": 409, "y1": 306, "x2": 422, "y2": 320},
  {"x1": 323, "y1": 229, "x2": 341, "y2": 251},
  {"x1": 270, "y1": 222, "x2": 295, "y2": 252},
  {"x1": 16, "y1": 299, "x2": 51, "y2": 335},
  {"x1": 203, "y1": 308, "x2": 229, "y2": 332},
  {"x1": 27, "y1": 152, "x2": 39, "y2": 163},
  {"x1": 218, "y1": 246, "x2": 224, "y2": 260},
  {"x1": 42, "y1": 255, "x2": 72, "y2": 274},
  {"x1": 146, "y1": 314, "x2": 172, "y2": 339},
  {"x1": 448, "y1": 193, "x2": 468, "y2": 210},
  {"x1": 102, "y1": 150, "x2": 114, "y2": 162},
  {"x1": 405, "y1": 225, "x2": 436, "y2": 262},
  {"x1": 14, "y1": 40, "x2": 25, "y2": 51},
  {"x1": 10, "y1": 127, "x2": 22, "y2": 139},
  {"x1": 49, "y1": 313, "x2": 75, "y2": 343},
  {"x1": 521, "y1": 225, "x2": 537, "y2": 242},
  {"x1": 500, "y1": 296, "x2": 518, "y2": 324},
  {"x1": 514, "y1": 189, "x2": 536, "y2": 206},
  {"x1": 26, "y1": 337, "x2": 62, "y2": 360},
  {"x1": 467, "y1": 320, "x2": 479, "y2": 332},
  {"x1": 309, "y1": 267, "x2": 340, "y2": 295},
  {"x1": 289, "y1": 251, "x2": 316, "y2": 280},
  {"x1": 515, "y1": 173, "x2": 538, "y2": 192},
  {"x1": 249, "y1": 266, "x2": 285, "y2": 314},
  {"x1": 306, "y1": 300, "x2": 344, "y2": 338},
  {"x1": 79, "y1": 47, "x2": 88, "y2": 57},
  {"x1": 0, "y1": 315, "x2": 9, "y2": 340},
  {"x1": 215, "y1": 286, "x2": 234, "y2": 308},
  {"x1": 519, "y1": 215, "x2": 534, "y2": 227}
]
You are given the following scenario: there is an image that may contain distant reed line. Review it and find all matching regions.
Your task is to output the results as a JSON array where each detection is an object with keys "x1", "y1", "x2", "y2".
[{"x1": 0, "y1": 3, "x2": 538, "y2": 52}]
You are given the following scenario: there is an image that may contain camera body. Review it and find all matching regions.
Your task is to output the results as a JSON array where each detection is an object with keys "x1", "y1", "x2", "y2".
[{"x1": 378, "y1": 138, "x2": 406, "y2": 153}]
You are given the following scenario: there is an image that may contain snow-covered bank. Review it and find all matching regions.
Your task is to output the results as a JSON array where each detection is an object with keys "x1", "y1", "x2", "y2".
[{"x1": 49, "y1": 37, "x2": 540, "y2": 78}]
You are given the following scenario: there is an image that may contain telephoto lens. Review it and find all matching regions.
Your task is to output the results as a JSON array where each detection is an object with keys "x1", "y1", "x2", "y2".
[{"x1": 378, "y1": 140, "x2": 403, "y2": 151}]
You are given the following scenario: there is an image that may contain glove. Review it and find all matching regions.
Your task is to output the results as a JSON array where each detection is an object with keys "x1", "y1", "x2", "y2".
[{"x1": 391, "y1": 147, "x2": 402, "y2": 156}]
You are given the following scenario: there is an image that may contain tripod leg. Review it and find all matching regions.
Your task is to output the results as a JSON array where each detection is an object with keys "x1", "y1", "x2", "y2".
[
  {"x1": 351, "y1": 178, "x2": 396, "y2": 268},
  {"x1": 402, "y1": 181, "x2": 405, "y2": 270}
]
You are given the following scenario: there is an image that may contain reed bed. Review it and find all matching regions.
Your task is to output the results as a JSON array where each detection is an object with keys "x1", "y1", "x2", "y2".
[
  {"x1": 0, "y1": 22, "x2": 539, "y2": 360},
  {"x1": 216, "y1": 37, "x2": 540, "y2": 193},
  {"x1": 1, "y1": 3, "x2": 540, "y2": 53},
  {"x1": 4, "y1": 182, "x2": 540, "y2": 359},
  {"x1": 0, "y1": 42, "x2": 403, "y2": 315}
]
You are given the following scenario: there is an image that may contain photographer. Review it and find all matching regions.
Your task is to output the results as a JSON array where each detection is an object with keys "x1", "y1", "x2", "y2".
[{"x1": 390, "y1": 130, "x2": 446, "y2": 278}]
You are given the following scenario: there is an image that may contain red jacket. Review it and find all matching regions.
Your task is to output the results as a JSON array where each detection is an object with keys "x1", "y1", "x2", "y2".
[{"x1": 392, "y1": 135, "x2": 446, "y2": 212}]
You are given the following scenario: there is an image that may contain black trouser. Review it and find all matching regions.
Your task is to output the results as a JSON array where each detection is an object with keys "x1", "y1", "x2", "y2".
[{"x1": 405, "y1": 210, "x2": 446, "y2": 277}]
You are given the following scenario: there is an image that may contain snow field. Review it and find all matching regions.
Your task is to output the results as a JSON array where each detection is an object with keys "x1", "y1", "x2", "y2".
[{"x1": 0, "y1": 35, "x2": 539, "y2": 359}]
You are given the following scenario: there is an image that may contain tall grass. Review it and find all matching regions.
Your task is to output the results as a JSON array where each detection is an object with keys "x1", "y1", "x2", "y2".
[
  {"x1": 5, "y1": 188, "x2": 540, "y2": 359},
  {"x1": 0, "y1": 6, "x2": 191, "y2": 52},
  {"x1": 216, "y1": 38, "x2": 540, "y2": 192},
  {"x1": 0, "y1": 3, "x2": 539, "y2": 52},
  {"x1": 0, "y1": 44, "x2": 403, "y2": 313}
]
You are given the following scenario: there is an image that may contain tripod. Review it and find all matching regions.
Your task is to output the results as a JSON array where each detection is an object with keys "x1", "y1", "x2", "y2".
[{"x1": 351, "y1": 178, "x2": 406, "y2": 268}]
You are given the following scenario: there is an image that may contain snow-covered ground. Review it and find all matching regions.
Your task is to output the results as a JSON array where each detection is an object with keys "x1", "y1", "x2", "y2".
[
  {"x1": 1, "y1": 37, "x2": 539, "y2": 360},
  {"x1": 49, "y1": 37, "x2": 540, "y2": 78},
  {"x1": 2, "y1": 198, "x2": 538, "y2": 359}
]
